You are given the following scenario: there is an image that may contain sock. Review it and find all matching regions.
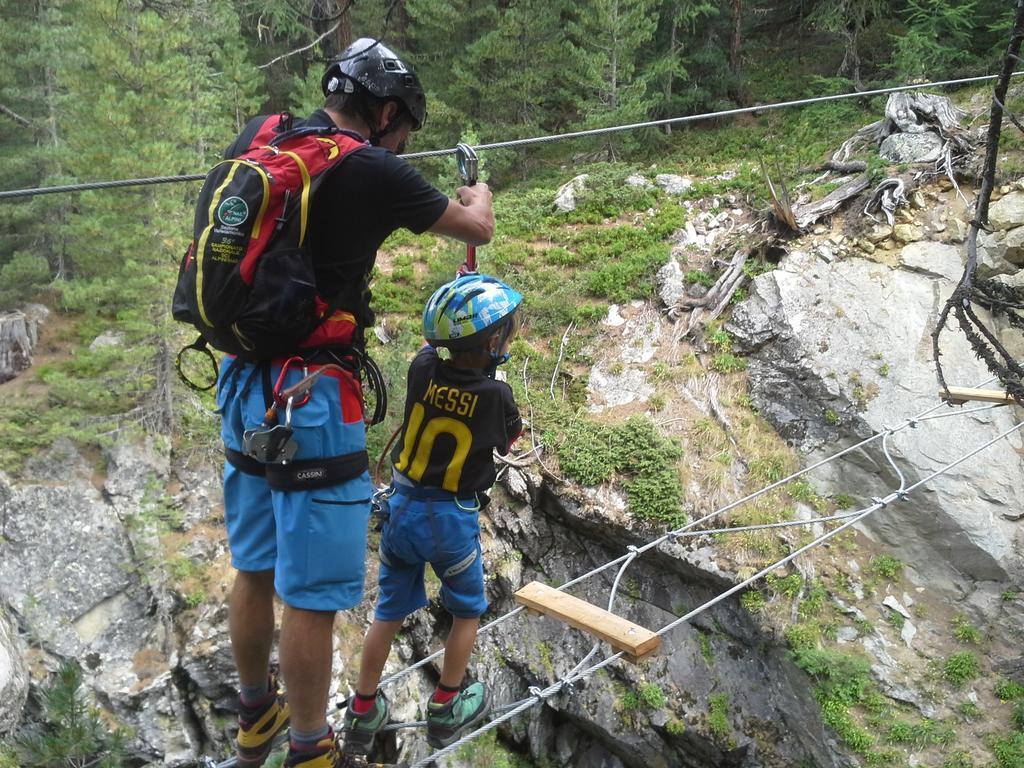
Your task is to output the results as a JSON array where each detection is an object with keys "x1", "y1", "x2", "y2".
[
  {"x1": 351, "y1": 691, "x2": 377, "y2": 715},
  {"x1": 289, "y1": 725, "x2": 330, "y2": 752},
  {"x1": 431, "y1": 682, "x2": 460, "y2": 706},
  {"x1": 239, "y1": 678, "x2": 271, "y2": 709}
]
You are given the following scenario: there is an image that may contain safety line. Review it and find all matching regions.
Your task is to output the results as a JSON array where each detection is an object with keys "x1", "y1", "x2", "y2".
[
  {"x1": 2, "y1": 72, "x2": 1019, "y2": 201},
  {"x1": 204, "y1": 379, "x2": 1010, "y2": 767},
  {"x1": 374, "y1": 376, "x2": 995, "y2": 693},
  {"x1": 409, "y1": 417, "x2": 1024, "y2": 768}
]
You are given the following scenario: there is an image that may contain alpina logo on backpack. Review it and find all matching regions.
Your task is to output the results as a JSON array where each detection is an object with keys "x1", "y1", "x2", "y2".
[
  {"x1": 172, "y1": 113, "x2": 367, "y2": 359},
  {"x1": 217, "y1": 197, "x2": 249, "y2": 228}
]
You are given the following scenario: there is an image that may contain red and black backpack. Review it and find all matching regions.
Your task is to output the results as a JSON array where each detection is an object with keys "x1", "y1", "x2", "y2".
[{"x1": 173, "y1": 113, "x2": 366, "y2": 362}]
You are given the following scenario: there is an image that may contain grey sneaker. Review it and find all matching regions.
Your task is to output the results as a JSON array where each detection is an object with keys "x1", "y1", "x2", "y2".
[
  {"x1": 341, "y1": 691, "x2": 390, "y2": 756},
  {"x1": 425, "y1": 682, "x2": 490, "y2": 749}
]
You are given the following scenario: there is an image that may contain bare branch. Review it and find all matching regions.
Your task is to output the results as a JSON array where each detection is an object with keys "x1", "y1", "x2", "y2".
[
  {"x1": 257, "y1": 19, "x2": 342, "y2": 70},
  {"x1": 0, "y1": 103, "x2": 32, "y2": 127}
]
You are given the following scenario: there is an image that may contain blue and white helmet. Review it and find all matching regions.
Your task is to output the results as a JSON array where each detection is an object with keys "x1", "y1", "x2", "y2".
[{"x1": 423, "y1": 274, "x2": 522, "y2": 351}]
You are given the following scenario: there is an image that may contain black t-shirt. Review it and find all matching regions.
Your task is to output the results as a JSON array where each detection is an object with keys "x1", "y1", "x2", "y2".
[
  {"x1": 226, "y1": 110, "x2": 449, "y2": 327},
  {"x1": 391, "y1": 346, "x2": 522, "y2": 495}
]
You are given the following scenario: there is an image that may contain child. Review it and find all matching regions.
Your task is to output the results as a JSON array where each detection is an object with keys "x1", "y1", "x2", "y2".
[{"x1": 343, "y1": 273, "x2": 523, "y2": 755}]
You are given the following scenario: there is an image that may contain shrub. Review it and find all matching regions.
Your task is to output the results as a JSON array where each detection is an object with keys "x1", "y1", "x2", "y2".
[
  {"x1": 12, "y1": 661, "x2": 127, "y2": 768},
  {"x1": 943, "y1": 652, "x2": 980, "y2": 688},
  {"x1": 869, "y1": 555, "x2": 904, "y2": 580},
  {"x1": 707, "y1": 694, "x2": 731, "y2": 740},
  {"x1": 952, "y1": 614, "x2": 981, "y2": 645}
]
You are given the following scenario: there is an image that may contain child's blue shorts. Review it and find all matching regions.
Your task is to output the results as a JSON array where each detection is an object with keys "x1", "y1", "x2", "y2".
[
  {"x1": 217, "y1": 357, "x2": 372, "y2": 612},
  {"x1": 375, "y1": 485, "x2": 488, "y2": 621}
]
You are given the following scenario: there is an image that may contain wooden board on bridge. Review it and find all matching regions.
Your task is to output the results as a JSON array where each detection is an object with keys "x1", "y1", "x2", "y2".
[{"x1": 514, "y1": 581, "x2": 661, "y2": 663}]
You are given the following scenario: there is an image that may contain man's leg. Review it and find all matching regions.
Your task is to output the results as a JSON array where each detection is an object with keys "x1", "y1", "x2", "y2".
[
  {"x1": 279, "y1": 605, "x2": 337, "y2": 732},
  {"x1": 229, "y1": 569, "x2": 276, "y2": 688}
]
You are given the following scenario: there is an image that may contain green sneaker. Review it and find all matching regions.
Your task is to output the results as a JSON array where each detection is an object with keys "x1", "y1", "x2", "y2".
[
  {"x1": 426, "y1": 682, "x2": 490, "y2": 749},
  {"x1": 341, "y1": 691, "x2": 390, "y2": 756}
]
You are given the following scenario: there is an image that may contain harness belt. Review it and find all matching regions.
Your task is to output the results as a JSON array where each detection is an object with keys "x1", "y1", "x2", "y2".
[{"x1": 225, "y1": 447, "x2": 369, "y2": 491}]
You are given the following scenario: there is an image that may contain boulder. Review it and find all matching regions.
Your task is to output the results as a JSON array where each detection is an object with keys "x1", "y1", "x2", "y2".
[
  {"x1": 656, "y1": 257, "x2": 686, "y2": 309},
  {"x1": 625, "y1": 173, "x2": 653, "y2": 189},
  {"x1": 727, "y1": 249, "x2": 1024, "y2": 593},
  {"x1": 879, "y1": 133, "x2": 944, "y2": 164},
  {"x1": 555, "y1": 174, "x2": 589, "y2": 213},
  {"x1": 988, "y1": 191, "x2": 1024, "y2": 231},
  {"x1": 0, "y1": 605, "x2": 28, "y2": 734},
  {"x1": 898, "y1": 241, "x2": 962, "y2": 281},
  {"x1": 655, "y1": 174, "x2": 694, "y2": 195},
  {"x1": 977, "y1": 230, "x2": 1019, "y2": 278}
]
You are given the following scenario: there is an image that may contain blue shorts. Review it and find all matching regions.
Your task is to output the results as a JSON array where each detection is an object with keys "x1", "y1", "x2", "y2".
[
  {"x1": 217, "y1": 357, "x2": 372, "y2": 612},
  {"x1": 375, "y1": 488, "x2": 488, "y2": 621}
]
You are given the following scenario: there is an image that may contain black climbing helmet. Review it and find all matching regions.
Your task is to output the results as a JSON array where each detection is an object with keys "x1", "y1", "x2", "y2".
[{"x1": 321, "y1": 38, "x2": 427, "y2": 131}]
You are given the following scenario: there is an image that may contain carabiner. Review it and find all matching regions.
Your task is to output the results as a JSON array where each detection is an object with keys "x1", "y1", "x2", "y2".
[{"x1": 273, "y1": 357, "x2": 313, "y2": 409}]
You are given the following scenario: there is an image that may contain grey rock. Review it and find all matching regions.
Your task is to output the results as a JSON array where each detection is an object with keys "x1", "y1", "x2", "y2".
[
  {"x1": 89, "y1": 330, "x2": 124, "y2": 350},
  {"x1": 977, "y1": 230, "x2": 1019, "y2": 278},
  {"x1": 555, "y1": 174, "x2": 589, "y2": 213},
  {"x1": 989, "y1": 191, "x2": 1024, "y2": 231},
  {"x1": 879, "y1": 133, "x2": 944, "y2": 164},
  {"x1": 654, "y1": 174, "x2": 694, "y2": 195},
  {"x1": 882, "y1": 595, "x2": 912, "y2": 620},
  {"x1": 898, "y1": 241, "x2": 963, "y2": 281},
  {"x1": 625, "y1": 173, "x2": 652, "y2": 189},
  {"x1": 1003, "y1": 226, "x2": 1024, "y2": 265},
  {"x1": 836, "y1": 626, "x2": 859, "y2": 643},
  {"x1": 0, "y1": 605, "x2": 28, "y2": 734},
  {"x1": 656, "y1": 257, "x2": 686, "y2": 309},
  {"x1": 728, "y1": 249, "x2": 1024, "y2": 592}
]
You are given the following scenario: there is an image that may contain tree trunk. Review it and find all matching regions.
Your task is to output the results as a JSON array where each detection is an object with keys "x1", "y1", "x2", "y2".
[
  {"x1": 40, "y1": 0, "x2": 68, "y2": 282},
  {"x1": 730, "y1": 0, "x2": 742, "y2": 77},
  {"x1": 664, "y1": 11, "x2": 677, "y2": 136}
]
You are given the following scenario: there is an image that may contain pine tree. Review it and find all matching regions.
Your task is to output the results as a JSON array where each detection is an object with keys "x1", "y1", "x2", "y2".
[
  {"x1": 808, "y1": 0, "x2": 885, "y2": 87},
  {"x1": 645, "y1": 1, "x2": 725, "y2": 126},
  {"x1": 568, "y1": 0, "x2": 660, "y2": 158}
]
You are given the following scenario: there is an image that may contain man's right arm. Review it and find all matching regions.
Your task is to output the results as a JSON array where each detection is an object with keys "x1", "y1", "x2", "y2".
[{"x1": 427, "y1": 184, "x2": 494, "y2": 246}]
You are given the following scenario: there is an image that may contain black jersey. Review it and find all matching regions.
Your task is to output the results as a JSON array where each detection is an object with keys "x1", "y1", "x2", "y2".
[{"x1": 391, "y1": 346, "x2": 522, "y2": 495}]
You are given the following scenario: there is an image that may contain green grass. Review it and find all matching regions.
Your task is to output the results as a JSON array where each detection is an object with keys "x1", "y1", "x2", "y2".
[
  {"x1": 943, "y1": 652, "x2": 981, "y2": 688},
  {"x1": 707, "y1": 693, "x2": 731, "y2": 742},
  {"x1": 621, "y1": 682, "x2": 667, "y2": 712},
  {"x1": 554, "y1": 415, "x2": 685, "y2": 524},
  {"x1": 869, "y1": 555, "x2": 905, "y2": 580}
]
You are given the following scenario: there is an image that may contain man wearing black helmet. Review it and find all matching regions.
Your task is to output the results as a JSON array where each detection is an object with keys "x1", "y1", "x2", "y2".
[{"x1": 224, "y1": 38, "x2": 493, "y2": 768}]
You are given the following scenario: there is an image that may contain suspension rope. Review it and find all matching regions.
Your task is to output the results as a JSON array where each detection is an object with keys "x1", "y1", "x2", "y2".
[
  {"x1": 2, "y1": 72, "x2": 1020, "y2": 201},
  {"x1": 405, "y1": 414, "x2": 1024, "y2": 768},
  {"x1": 203, "y1": 379, "x2": 1015, "y2": 767},
  {"x1": 373, "y1": 376, "x2": 995, "y2": 693}
]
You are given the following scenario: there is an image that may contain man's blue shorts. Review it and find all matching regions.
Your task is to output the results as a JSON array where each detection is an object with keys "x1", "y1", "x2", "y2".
[
  {"x1": 217, "y1": 357, "x2": 372, "y2": 612},
  {"x1": 375, "y1": 486, "x2": 488, "y2": 621}
]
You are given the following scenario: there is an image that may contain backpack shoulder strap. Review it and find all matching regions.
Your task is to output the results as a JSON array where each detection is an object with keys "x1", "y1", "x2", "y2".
[{"x1": 222, "y1": 113, "x2": 297, "y2": 159}]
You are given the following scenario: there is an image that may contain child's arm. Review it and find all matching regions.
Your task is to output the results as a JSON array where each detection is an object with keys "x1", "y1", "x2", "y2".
[{"x1": 497, "y1": 385, "x2": 523, "y2": 456}]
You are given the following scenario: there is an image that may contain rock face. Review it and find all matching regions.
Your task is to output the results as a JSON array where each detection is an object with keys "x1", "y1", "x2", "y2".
[
  {"x1": 0, "y1": 603, "x2": 28, "y2": 734},
  {"x1": 0, "y1": 440, "x2": 230, "y2": 765},
  {"x1": 727, "y1": 245, "x2": 1024, "y2": 592},
  {"x1": 390, "y1": 481, "x2": 850, "y2": 768}
]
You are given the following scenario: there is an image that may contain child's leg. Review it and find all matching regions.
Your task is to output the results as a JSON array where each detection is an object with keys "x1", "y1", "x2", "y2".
[
  {"x1": 439, "y1": 616, "x2": 480, "y2": 689},
  {"x1": 356, "y1": 618, "x2": 405, "y2": 696}
]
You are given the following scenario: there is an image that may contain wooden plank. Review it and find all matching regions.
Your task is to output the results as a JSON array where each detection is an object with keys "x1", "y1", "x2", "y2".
[
  {"x1": 940, "y1": 386, "x2": 1016, "y2": 405},
  {"x1": 514, "y1": 581, "x2": 661, "y2": 662}
]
